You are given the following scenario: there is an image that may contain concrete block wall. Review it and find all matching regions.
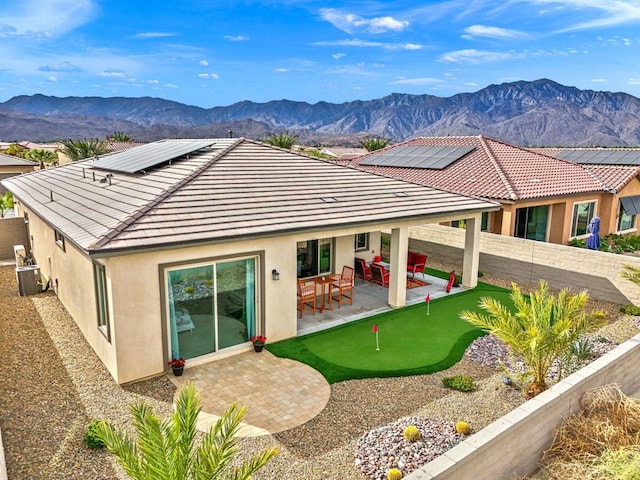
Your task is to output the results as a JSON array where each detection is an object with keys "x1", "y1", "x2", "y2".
[
  {"x1": 0, "y1": 217, "x2": 28, "y2": 260},
  {"x1": 409, "y1": 225, "x2": 640, "y2": 305},
  {"x1": 406, "y1": 334, "x2": 640, "y2": 480}
]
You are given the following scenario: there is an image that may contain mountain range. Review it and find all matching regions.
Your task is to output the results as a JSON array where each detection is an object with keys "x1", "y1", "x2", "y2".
[{"x1": 1, "y1": 79, "x2": 640, "y2": 147}]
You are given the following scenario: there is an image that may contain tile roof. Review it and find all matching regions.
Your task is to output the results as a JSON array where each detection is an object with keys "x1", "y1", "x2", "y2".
[
  {"x1": 0, "y1": 153, "x2": 37, "y2": 167},
  {"x1": 349, "y1": 136, "x2": 606, "y2": 201},
  {"x1": 1, "y1": 138, "x2": 498, "y2": 255}
]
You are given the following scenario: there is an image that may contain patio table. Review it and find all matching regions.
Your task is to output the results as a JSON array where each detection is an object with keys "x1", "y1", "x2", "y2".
[{"x1": 312, "y1": 275, "x2": 336, "y2": 312}]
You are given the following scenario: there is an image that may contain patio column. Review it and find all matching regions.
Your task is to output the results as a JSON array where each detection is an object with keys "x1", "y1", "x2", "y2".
[
  {"x1": 462, "y1": 216, "x2": 480, "y2": 288},
  {"x1": 389, "y1": 227, "x2": 408, "y2": 308}
]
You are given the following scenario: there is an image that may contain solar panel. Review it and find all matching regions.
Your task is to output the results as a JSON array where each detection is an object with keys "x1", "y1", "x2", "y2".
[
  {"x1": 556, "y1": 149, "x2": 640, "y2": 166},
  {"x1": 91, "y1": 140, "x2": 215, "y2": 173},
  {"x1": 360, "y1": 145, "x2": 475, "y2": 169}
]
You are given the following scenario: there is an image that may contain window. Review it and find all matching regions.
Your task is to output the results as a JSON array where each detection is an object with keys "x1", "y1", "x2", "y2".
[
  {"x1": 515, "y1": 205, "x2": 549, "y2": 241},
  {"x1": 571, "y1": 201, "x2": 596, "y2": 237},
  {"x1": 618, "y1": 203, "x2": 636, "y2": 231},
  {"x1": 481, "y1": 212, "x2": 489, "y2": 231},
  {"x1": 93, "y1": 262, "x2": 110, "y2": 341},
  {"x1": 54, "y1": 230, "x2": 65, "y2": 251},
  {"x1": 297, "y1": 238, "x2": 333, "y2": 278},
  {"x1": 355, "y1": 233, "x2": 369, "y2": 251}
]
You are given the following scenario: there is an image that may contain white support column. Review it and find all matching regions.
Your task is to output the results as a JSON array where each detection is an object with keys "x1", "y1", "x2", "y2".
[
  {"x1": 389, "y1": 227, "x2": 408, "y2": 307},
  {"x1": 462, "y1": 216, "x2": 480, "y2": 288}
]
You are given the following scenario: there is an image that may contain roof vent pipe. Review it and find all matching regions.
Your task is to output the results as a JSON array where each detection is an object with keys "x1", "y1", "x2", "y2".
[
  {"x1": 92, "y1": 171, "x2": 96, "y2": 181},
  {"x1": 82, "y1": 168, "x2": 86, "y2": 179},
  {"x1": 50, "y1": 190, "x2": 53, "y2": 202}
]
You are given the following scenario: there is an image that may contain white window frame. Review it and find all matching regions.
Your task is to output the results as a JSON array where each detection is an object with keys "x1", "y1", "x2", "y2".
[
  {"x1": 93, "y1": 261, "x2": 110, "y2": 342},
  {"x1": 570, "y1": 200, "x2": 597, "y2": 238},
  {"x1": 354, "y1": 233, "x2": 369, "y2": 252},
  {"x1": 54, "y1": 229, "x2": 65, "y2": 251}
]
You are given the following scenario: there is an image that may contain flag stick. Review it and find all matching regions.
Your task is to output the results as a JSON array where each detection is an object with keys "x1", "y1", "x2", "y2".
[
  {"x1": 427, "y1": 302, "x2": 430, "y2": 316},
  {"x1": 376, "y1": 331, "x2": 380, "y2": 351}
]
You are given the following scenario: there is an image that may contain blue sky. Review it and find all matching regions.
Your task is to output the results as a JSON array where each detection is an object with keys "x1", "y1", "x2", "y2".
[{"x1": 1, "y1": 0, "x2": 639, "y2": 108}]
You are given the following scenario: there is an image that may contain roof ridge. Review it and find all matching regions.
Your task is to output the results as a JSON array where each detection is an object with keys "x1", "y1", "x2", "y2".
[
  {"x1": 478, "y1": 136, "x2": 518, "y2": 200},
  {"x1": 91, "y1": 137, "x2": 244, "y2": 249}
]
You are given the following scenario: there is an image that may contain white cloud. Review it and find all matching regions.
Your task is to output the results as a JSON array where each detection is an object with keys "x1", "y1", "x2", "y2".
[
  {"x1": 591, "y1": 78, "x2": 607, "y2": 83},
  {"x1": 313, "y1": 39, "x2": 424, "y2": 50},
  {"x1": 199, "y1": 60, "x2": 209, "y2": 67},
  {"x1": 547, "y1": 0, "x2": 640, "y2": 32},
  {"x1": 135, "y1": 32, "x2": 176, "y2": 38},
  {"x1": 273, "y1": 68, "x2": 290, "y2": 73},
  {"x1": 462, "y1": 25, "x2": 532, "y2": 40},
  {"x1": 39, "y1": 61, "x2": 82, "y2": 72},
  {"x1": 165, "y1": 83, "x2": 179, "y2": 88},
  {"x1": 99, "y1": 69, "x2": 126, "y2": 78},
  {"x1": 403, "y1": 43, "x2": 424, "y2": 50},
  {"x1": 147, "y1": 79, "x2": 159, "y2": 84},
  {"x1": 332, "y1": 53, "x2": 346, "y2": 60},
  {"x1": 197, "y1": 73, "x2": 220, "y2": 79},
  {"x1": 48, "y1": 75, "x2": 57, "y2": 82},
  {"x1": 0, "y1": 0, "x2": 96, "y2": 38},
  {"x1": 629, "y1": 78, "x2": 640, "y2": 85},
  {"x1": 390, "y1": 77, "x2": 444, "y2": 85},
  {"x1": 224, "y1": 34, "x2": 249, "y2": 41},
  {"x1": 319, "y1": 8, "x2": 409, "y2": 34},
  {"x1": 439, "y1": 49, "x2": 522, "y2": 64}
]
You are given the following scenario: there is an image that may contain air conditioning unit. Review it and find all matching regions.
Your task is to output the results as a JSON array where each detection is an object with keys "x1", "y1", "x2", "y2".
[
  {"x1": 13, "y1": 245, "x2": 26, "y2": 266},
  {"x1": 16, "y1": 265, "x2": 41, "y2": 296}
]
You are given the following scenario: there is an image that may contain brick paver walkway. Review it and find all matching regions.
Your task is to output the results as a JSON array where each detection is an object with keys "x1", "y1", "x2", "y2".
[{"x1": 169, "y1": 350, "x2": 330, "y2": 437}]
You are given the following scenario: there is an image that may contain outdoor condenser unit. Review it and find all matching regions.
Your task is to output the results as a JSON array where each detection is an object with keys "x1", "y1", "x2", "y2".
[{"x1": 15, "y1": 265, "x2": 41, "y2": 296}]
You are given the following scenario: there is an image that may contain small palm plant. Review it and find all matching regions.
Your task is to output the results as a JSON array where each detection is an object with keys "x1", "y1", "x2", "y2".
[
  {"x1": 361, "y1": 136, "x2": 390, "y2": 152},
  {"x1": 263, "y1": 133, "x2": 297, "y2": 149},
  {"x1": 621, "y1": 264, "x2": 640, "y2": 286},
  {"x1": 97, "y1": 383, "x2": 278, "y2": 479},
  {"x1": 59, "y1": 138, "x2": 108, "y2": 161},
  {"x1": 460, "y1": 280, "x2": 605, "y2": 397}
]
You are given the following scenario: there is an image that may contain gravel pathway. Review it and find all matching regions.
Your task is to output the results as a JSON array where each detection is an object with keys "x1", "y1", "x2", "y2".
[{"x1": 0, "y1": 263, "x2": 637, "y2": 480}]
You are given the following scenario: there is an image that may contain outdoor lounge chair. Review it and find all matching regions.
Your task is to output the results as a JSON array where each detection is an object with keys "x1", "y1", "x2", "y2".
[
  {"x1": 354, "y1": 257, "x2": 374, "y2": 284},
  {"x1": 407, "y1": 251, "x2": 427, "y2": 279},
  {"x1": 330, "y1": 265, "x2": 355, "y2": 307},
  {"x1": 297, "y1": 280, "x2": 316, "y2": 317},
  {"x1": 370, "y1": 263, "x2": 390, "y2": 287}
]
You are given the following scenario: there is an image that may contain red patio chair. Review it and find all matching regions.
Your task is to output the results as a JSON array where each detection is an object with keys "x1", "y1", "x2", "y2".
[
  {"x1": 354, "y1": 257, "x2": 374, "y2": 284},
  {"x1": 370, "y1": 263, "x2": 390, "y2": 287}
]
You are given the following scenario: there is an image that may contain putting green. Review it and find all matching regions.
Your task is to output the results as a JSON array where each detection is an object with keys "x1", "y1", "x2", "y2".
[{"x1": 267, "y1": 285, "x2": 512, "y2": 383}]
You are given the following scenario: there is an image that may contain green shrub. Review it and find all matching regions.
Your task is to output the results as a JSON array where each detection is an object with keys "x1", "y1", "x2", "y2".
[
  {"x1": 620, "y1": 304, "x2": 640, "y2": 315},
  {"x1": 442, "y1": 375, "x2": 477, "y2": 392},
  {"x1": 572, "y1": 337, "x2": 593, "y2": 360},
  {"x1": 84, "y1": 419, "x2": 106, "y2": 449},
  {"x1": 184, "y1": 286, "x2": 195, "y2": 295}
]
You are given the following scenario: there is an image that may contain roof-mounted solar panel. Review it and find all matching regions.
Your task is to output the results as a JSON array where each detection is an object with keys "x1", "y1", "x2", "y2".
[
  {"x1": 360, "y1": 145, "x2": 475, "y2": 169},
  {"x1": 556, "y1": 149, "x2": 640, "y2": 166},
  {"x1": 91, "y1": 140, "x2": 215, "y2": 173}
]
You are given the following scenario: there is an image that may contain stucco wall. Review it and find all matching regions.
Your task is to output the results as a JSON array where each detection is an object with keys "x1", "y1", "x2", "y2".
[
  {"x1": 406, "y1": 334, "x2": 640, "y2": 479},
  {"x1": 0, "y1": 218, "x2": 28, "y2": 260},
  {"x1": 410, "y1": 224, "x2": 640, "y2": 305}
]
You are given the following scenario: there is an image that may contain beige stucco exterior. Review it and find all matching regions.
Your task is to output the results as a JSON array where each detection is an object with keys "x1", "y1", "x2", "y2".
[{"x1": 16, "y1": 197, "x2": 484, "y2": 384}]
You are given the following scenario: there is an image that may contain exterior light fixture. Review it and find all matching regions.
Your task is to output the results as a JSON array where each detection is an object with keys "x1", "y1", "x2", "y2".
[{"x1": 272, "y1": 269, "x2": 280, "y2": 281}]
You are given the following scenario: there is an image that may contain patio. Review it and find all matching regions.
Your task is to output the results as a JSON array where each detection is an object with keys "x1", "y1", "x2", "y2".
[{"x1": 297, "y1": 270, "x2": 460, "y2": 335}]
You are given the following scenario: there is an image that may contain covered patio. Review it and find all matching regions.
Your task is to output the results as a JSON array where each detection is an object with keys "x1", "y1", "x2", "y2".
[{"x1": 297, "y1": 269, "x2": 460, "y2": 335}]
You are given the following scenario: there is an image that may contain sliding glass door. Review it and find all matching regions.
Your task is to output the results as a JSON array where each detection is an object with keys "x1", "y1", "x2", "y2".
[{"x1": 166, "y1": 256, "x2": 258, "y2": 361}]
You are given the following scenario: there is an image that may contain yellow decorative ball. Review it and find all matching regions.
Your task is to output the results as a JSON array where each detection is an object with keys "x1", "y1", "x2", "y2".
[
  {"x1": 387, "y1": 468, "x2": 403, "y2": 480},
  {"x1": 403, "y1": 425, "x2": 421, "y2": 442},
  {"x1": 456, "y1": 421, "x2": 471, "y2": 435}
]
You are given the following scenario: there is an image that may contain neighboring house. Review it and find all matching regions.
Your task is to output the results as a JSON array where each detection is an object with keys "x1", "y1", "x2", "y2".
[
  {"x1": 1, "y1": 138, "x2": 497, "y2": 383},
  {"x1": 348, "y1": 136, "x2": 640, "y2": 245},
  {"x1": 0, "y1": 153, "x2": 36, "y2": 194}
]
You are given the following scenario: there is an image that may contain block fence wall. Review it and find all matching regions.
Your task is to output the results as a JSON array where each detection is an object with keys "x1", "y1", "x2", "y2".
[
  {"x1": 406, "y1": 334, "x2": 640, "y2": 480},
  {"x1": 408, "y1": 224, "x2": 640, "y2": 306},
  {"x1": 0, "y1": 218, "x2": 28, "y2": 261}
]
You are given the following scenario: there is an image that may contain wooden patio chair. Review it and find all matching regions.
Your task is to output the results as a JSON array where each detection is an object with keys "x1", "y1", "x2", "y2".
[
  {"x1": 330, "y1": 265, "x2": 355, "y2": 307},
  {"x1": 297, "y1": 280, "x2": 316, "y2": 318},
  {"x1": 370, "y1": 263, "x2": 390, "y2": 287},
  {"x1": 354, "y1": 257, "x2": 374, "y2": 284}
]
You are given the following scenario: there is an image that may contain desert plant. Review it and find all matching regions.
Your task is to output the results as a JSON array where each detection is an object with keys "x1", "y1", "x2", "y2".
[
  {"x1": 403, "y1": 425, "x2": 421, "y2": 442},
  {"x1": 96, "y1": 383, "x2": 278, "y2": 480},
  {"x1": 455, "y1": 421, "x2": 471, "y2": 435},
  {"x1": 183, "y1": 285, "x2": 195, "y2": 295},
  {"x1": 620, "y1": 304, "x2": 640, "y2": 315},
  {"x1": 0, "y1": 192, "x2": 14, "y2": 218},
  {"x1": 621, "y1": 264, "x2": 640, "y2": 285},
  {"x1": 572, "y1": 336, "x2": 594, "y2": 360},
  {"x1": 361, "y1": 136, "x2": 390, "y2": 152},
  {"x1": 109, "y1": 131, "x2": 132, "y2": 142},
  {"x1": 25, "y1": 148, "x2": 59, "y2": 166},
  {"x1": 59, "y1": 138, "x2": 108, "y2": 161},
  {"x1": 263, "y1": 133, "x2": 297, "y2": 149},
  {"x1": 387, "y1": 467, "x2": 403, "y2": 480},
  {"x1": 460, "y1": 280, "x2": 605, "y2": 397},
  {"x1": 442, "y1": 375, "x2": 477, "y2": 392},
  {"x1": 84, "y1": 419, "x2": 106, "y2": 449}
]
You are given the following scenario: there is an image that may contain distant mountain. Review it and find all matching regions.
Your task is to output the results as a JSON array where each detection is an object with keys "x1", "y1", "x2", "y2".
[{"x1": 2, "y1": 79, "x2": 640, "y2": 146}]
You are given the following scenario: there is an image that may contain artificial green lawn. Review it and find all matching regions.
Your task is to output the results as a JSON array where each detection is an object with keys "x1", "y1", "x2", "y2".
[{"x1": 266, "y1": 283, "x2": 513, "y2": 384}]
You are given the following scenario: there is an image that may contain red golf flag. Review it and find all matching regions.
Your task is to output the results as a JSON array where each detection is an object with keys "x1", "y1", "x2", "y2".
[
  {"x1": 425, "y1": 294, "x2": 431, "y2": 303},
  {"x1": 371, "y1": 324, "x2": 378, "y2": 333}
]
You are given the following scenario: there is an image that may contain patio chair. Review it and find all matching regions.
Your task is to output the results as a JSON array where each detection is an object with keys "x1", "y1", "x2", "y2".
[
  {"x1": 354, "y1": 257, "x2": 374, "y2": 284},
  {"x1": 407, "y1": 251, "x2": 427, "y2": 279},
  {"x1": 330, "y1": 265, "x2": 355, "y2": 307},
  {"x1": 370, "y1": 263, "x2": 390, "y2": 287},
  {"x1": 297, "y1": 280, "x2": 316, "y2": 318}
]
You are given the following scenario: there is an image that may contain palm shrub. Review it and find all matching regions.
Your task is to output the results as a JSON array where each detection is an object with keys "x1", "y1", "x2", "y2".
[
  {"x1": 361, "y1": 136, "x2": 390, "y2": 152},
  {"x1": 263, "y1": 133, "x2": 297, "y2": 149},
  {"x1": 97, "y1": 383, "x2": 278, "y2": 479},
  {"x1": 59, "y1": 138, "x2": 108, "y2": 161},
  {"x1": 25, "y1": 148, "x2": 59, "y2": 166},
  {"x1": 621, "y1": 264, "x2": 640, "y2": 286},
  {"x1": 460, "y1": 280, "x2": 605, "y2": 398}
]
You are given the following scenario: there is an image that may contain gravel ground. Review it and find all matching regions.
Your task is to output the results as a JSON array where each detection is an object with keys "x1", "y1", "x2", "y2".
[{"x1": 0, "y1": 263, "x2": 637, "y2": 479}]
